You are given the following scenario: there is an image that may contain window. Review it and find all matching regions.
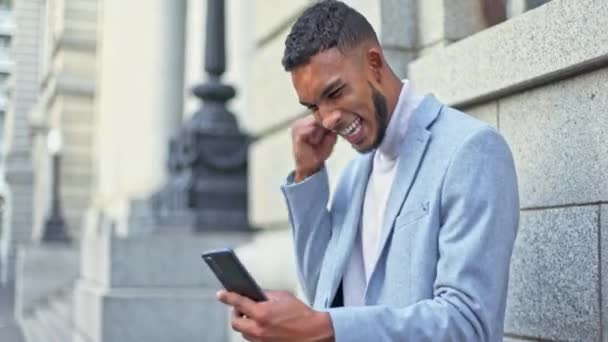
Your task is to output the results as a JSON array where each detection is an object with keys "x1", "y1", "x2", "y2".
[
  {"x1": 481, "y1": 0, "x2": 553, "y2": 27},
  {"x1": 506, "y1": 0, "x2": 552, "y2": 18},
  {"x1": 0, "y1": 35, "x2": 9, "y2": 48},
  {"x1": 0, "y1": 0, "x2": 10, "y2": 11}
]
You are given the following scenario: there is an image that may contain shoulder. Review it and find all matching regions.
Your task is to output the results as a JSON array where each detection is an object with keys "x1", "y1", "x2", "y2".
[{"x1": 431, "y1": 105, "x2": 511, "y2": 158}]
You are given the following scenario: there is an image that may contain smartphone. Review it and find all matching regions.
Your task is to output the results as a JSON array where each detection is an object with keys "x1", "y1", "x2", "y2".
[{"x1": 202, "y1": 248, "x2": 267, "y2": 302}]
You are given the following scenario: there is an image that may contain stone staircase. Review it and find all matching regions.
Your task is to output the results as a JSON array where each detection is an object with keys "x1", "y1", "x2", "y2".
[
  {"x1": 20, "y1": 289, "x2": 76, "y2": 342},
  {"x1": 0, "y1": 284, "x2": 24, "y2": 342}
]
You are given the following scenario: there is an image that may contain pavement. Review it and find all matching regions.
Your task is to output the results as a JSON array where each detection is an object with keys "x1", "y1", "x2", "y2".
[{"x1": 0, "y1": 284, "x2": 24, "y2": 342}]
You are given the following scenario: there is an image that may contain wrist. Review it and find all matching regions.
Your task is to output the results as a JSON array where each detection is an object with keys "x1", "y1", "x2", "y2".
[
  {"x1": 295, "y1": 166, "x2": 321, "y2": 183},
  {"x1": 310, "y1": 311, "x2": 334, "y2": 342}
]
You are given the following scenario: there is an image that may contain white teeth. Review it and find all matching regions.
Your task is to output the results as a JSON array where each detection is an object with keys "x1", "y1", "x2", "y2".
[{"x1": 338, "y1": 118, "x2": 362, "y2": 137}]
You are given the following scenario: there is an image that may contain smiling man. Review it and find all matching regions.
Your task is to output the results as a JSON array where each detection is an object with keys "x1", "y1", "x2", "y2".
[{"x1": 217, "y1": 1, "x2": 520, "y2": 341}]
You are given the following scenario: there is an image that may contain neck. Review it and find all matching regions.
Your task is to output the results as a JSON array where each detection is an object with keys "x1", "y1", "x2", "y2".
[{"x1": 383, "y1": 73, "x2": 405, "y2": 121}]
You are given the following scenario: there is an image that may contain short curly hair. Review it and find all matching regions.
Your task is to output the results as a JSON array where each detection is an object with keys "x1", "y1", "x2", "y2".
[{"x1": 282, "y1": 0, "x2": 379, "y2": 71}]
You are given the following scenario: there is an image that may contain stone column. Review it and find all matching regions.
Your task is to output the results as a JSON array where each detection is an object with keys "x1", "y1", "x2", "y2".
[
  {"x1": 94, "y1": 0, "x2": 186, "y2": 234},
  {"x1": 0, "y1": 0, "x2": 43, "y2": 284},
  {"x1": 380, "y1": 0, "x2": 418, "y2": 77}
]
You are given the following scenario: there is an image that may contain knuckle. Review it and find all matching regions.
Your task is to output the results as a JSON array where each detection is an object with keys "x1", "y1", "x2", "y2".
[
  {"x1": 252, "y1": 326, "x2": 265, "y2": 339},
  {"x1": 256, "y1": 308, "x2": 270, "y2": 325}
]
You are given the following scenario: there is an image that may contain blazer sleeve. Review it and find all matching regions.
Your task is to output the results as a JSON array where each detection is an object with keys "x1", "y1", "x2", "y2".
[
  {"x1": 281, "y1": 167, "x2": 333, "y2": 304},
  {"x1": 326, "y1": 128, "x2": 520, "y2": 342}
]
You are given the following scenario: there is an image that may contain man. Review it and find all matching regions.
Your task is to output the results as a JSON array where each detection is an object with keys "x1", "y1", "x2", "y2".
[{"x1": 218, "y1": 1, "x2": 519, "y2": 341}]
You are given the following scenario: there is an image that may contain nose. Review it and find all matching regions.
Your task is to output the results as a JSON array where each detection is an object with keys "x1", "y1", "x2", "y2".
[{"x1": 319, "y1": 106, "x2": 342, "y2": 131}]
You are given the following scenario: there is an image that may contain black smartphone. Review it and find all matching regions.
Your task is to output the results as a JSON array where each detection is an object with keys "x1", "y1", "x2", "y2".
[{"x1": 201, "y1": 248, "x2": 267, "y2": 302}]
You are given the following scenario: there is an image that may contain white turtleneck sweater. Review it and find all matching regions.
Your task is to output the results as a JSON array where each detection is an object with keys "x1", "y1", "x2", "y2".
[{"x1": 343, "y1": 80, "x2": 424, "y2": 306}]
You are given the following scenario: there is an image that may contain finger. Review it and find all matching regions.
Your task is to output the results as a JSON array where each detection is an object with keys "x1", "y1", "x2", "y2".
[
  {"x1": 242, "y1": 333, "x2": 263, "y2": 342},
  {"x1": 292, "y1": 116, "x2": 317, "y2": 133},
  {"x1": 320, "y1": 131, "x2": 337, "y2": 150},
  {"x1": 232, "y1": 308, "x2": 245, "y2": 319},
  {"x1": 231, "y1": 315, "x2": 259, "y2": 336},
  {"x1": 308, "y1": 126, "x2": 330, "y2": 145},
  {"x1": 264, "y1": 290, "x2": 288, "y2": 301},
  {"x1": 217, "y1": 291, "x2": 258, "y2": 318}
]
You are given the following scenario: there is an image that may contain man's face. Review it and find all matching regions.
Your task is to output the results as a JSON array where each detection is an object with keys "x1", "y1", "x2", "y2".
[{"x1": 291, "y1": 48, "x2": 389, "y2": 153}]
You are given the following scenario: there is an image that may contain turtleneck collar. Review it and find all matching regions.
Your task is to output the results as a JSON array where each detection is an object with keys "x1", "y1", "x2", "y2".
[{"x1": 375, "y1": 80, "x2": 423, "y2": 163}]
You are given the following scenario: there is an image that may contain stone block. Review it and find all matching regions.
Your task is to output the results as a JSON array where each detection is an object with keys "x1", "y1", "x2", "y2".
[
  {"x1": 235, "y1": 229, "x2": 299, "y2": 292},
  {"x1": 79, "y1": 230, "x2": 252, "y2": 288},
  {"x1": 383, "y1": 48, "x2": 415, "y2": 79},
  {"x1": 602, "y1": 204, "x2": 608, "y2": 338},
  {"x1": 75, "y1": 229, "x2": 257, "y2": 342},
  {"x1": 14, "y1": 245, "x2": 79, "y2": 317},
  {"x1": 444, "y1": 0, "x2": 486, "y2": 41},
  {"x1": 410, "y1": 0, "x2": 608, "y2": 106},
  {"x1": 417, "y1": 0, "x2": 444, "y2": 47},
  {"x1": 254, "y1": 0, "x2": 308, "y2": 44},
  {"x1": 504, "y1": 206, "x2": 600, "y2": 341},
  {"x1": 380, "y1": 0, "x2": 417, "y2": 48},
  {"x1": 461, "y1": 100, "x2": 497, "y2": 128},
  {"x1": 503, "y1": 337, "x2": 540, "y2": 342},
  {"x1": 252, "y1": 31, "x2": 302, "y2": 133},
  {"x1": 250, "y1": 129, "x2": 294, "y2": 226},
  {"x1": 499, "y1": 68, "x2": 608, "y2": 208},
  {"x1": 75, "y1": 282, "x2": 228, "y2": 342}
]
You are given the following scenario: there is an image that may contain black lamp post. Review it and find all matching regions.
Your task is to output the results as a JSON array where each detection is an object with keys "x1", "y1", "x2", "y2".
[
  {"x1": 41, "y1": 129, "x2": 70, "y2": 243},
  {"x1": 152, "y1": 0, "x2": 251, "y2": 231}
]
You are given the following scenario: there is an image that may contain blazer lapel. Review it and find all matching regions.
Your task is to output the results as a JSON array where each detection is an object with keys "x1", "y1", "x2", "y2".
[
  {"x1": 365, "y1": 95, "x2": 442, "y2": 293},
  {"x1": 326, "y1": 153, "x2": 373, "y2": 303}
]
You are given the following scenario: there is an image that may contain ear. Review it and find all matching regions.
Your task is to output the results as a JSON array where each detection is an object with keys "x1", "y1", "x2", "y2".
[{"x1": 365, "y1": 47, "x2": 384, "y2": 83}]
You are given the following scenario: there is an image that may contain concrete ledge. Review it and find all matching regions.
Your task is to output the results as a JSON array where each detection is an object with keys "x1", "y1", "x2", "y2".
[
  {"x1": 74, "y1": 281, "x2": 229, "y2": 342},
  {"x1": 79, "y1": 229, "x2": 252, "y2": 288},
  {"x1": 75, "y1": 229, "x2": 255, "y2": 342},
  {"x1": 409, "y1": 0, "x2": 608, "y2": 107}
]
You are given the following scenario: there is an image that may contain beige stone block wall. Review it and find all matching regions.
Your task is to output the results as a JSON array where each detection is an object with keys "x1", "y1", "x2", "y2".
[{"x1": 94, "y1": 0, "x2": 186, "y2": 230}]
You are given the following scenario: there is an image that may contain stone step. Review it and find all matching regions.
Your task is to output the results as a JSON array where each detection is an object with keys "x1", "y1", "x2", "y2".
[
  {"x1": 44, "y1": 304, "x2": 73, "y2": 342},
  {"x1": 0, "y1": 323, "x2": 25, "y2": 342},
  {"x1": 20, "y1": 290, "x2": 74, "y2": 342},
  {"x1": 34, "y1": 303, "x2": 71, "y2": 342},
  {"x1": 49, "y1": 295, "x2": 71, "y2": 321},
  {"x1": 20, "y1": 314, "x2": 47, "y2": 342},
  {"x1": 21, "y1": 289, "x2": 73, "y2": 342}
]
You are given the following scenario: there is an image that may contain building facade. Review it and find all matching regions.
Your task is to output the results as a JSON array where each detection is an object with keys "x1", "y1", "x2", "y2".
[{"x1": 2, "y1": 0, "x2": 606, "y2": 341}]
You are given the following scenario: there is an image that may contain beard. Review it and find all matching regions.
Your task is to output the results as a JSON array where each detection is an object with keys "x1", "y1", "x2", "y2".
[{"x1": 357, "y1": 83, "x2": 389, "y2": 154}]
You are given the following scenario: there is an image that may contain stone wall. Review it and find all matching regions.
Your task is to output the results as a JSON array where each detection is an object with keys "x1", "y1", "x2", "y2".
[
  {"x1": 0, "y1": 0, "x2": 42, "y2": 284},
  {"x1": 409, "y1": 0, "x2": 608, "y2": 339}
]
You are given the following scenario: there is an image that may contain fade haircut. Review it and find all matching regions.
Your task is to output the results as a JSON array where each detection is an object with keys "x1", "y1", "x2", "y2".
[{"x1": 282, "y1": 0, "x2": 379, "y2": 71}]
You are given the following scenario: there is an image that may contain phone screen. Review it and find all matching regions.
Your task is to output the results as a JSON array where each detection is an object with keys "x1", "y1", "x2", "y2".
[{"x1": 202, "y1": 249, "x2": 267, "y2": 302}]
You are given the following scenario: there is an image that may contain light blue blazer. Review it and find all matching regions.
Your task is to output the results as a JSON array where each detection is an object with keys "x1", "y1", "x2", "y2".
[{"x1": 281, "y1": 95, "x2": 519, "y2": 341}]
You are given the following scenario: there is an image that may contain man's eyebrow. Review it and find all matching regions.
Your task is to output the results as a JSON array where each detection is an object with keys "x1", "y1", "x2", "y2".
[
  {"x1": 298, "y1": 79, "x2": 344, "y2": 109},
  {"x1": 319, "y1": 79, "x2": 343, "y2": 100}
]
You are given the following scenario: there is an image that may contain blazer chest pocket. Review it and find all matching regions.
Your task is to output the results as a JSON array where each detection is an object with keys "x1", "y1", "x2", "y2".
[{"x1": 395, "y1": 201, "x2": 429, "y2": 230}]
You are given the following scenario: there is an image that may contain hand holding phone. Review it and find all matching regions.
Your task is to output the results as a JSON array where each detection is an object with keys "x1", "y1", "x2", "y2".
[{"x1": 202, "y1": 248, "x2": 267, "y2": 302}]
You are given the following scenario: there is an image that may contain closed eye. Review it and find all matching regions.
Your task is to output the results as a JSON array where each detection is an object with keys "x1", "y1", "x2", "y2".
[
  {"x1": 328, "y1": 87, "x2": 343, "y2": 100},
  {"x1": 307, "y1": 104, "x2": 318, "y2": 112}
]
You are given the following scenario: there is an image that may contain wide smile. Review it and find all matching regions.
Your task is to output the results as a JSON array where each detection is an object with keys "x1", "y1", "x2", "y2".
[{"x1": 337, "y1": 117, "x2": 364, "y2": 144}]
